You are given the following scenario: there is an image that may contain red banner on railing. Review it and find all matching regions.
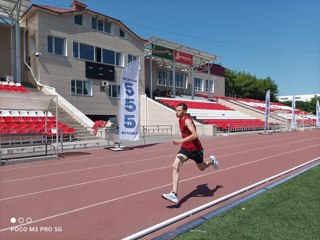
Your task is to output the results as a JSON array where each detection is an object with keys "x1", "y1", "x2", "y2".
[{"x1": 174, "y1": 51, "x2": 193, "y2": 66}]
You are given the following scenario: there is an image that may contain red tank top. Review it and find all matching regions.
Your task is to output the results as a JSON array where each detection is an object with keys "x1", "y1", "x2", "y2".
[{"x1": 179, "y1": 115, "x2": 202, "y2": 151}]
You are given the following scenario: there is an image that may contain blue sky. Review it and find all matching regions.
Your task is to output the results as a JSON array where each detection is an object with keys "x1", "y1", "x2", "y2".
[{"x1": 30, "y1": 0, "x2": 320, "y2": 96}]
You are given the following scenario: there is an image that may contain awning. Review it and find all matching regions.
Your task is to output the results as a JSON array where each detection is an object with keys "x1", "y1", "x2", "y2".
[{"x1": 0, "y1": 0, "x2": 31, "y2": 24}]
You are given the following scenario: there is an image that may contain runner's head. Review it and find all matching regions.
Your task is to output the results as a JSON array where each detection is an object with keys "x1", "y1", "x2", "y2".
[{"x1": 176, "y1": 103, "x2": 188, "y2": 119}]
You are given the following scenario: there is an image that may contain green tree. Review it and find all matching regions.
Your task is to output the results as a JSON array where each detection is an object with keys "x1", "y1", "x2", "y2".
[{"x1": 225, "y1": 69, "x2": 278, "y2": 101}]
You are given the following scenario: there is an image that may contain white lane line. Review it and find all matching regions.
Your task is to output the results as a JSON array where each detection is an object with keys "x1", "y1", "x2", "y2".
[
  {"x1": 0, "y1": 143, "x2": 319, "y2": 203},
  {"x1": 1, "y1": 136, "x2": 318, "y2": 184},
  {"x1": 1, "y1": 131, "x2": 316, "y2": 172}
]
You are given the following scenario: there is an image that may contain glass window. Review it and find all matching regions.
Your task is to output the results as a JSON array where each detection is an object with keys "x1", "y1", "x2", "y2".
[
  {"x1": 105, "y1": 21, "x2": 112, "y2": 34},
  {"x1": 103, "y1": 49, "x2": 115, "y2": 65},
  {"x1": 194, "y1": 78, "x2": 202, "y2": 91},
  {"x1": 175, "y1": 73, "x2": 186, "y2": 88},
  {"x1": 47, "y1": 35, "x2": 65, "y2": 55},
  {"x1": 128, "y1": 54, "x2": 138, "y2": 63},
  {"x1": 108, "y1": 84, "x2": 120, "y2": 98},
  {"x1": 115, "y1": 52, "x2": 122, "y2": 66},
  {"x1": 96, "y1": 47, "x2": 102, "y2": 62},
  {"x1": 205, "y1": 79, "x2": 214, "y2": 93},
  {"x1": 98, "y1": 19, "x2": 104, "y2": 31},
  {"x1": 119, "y1": 28, "x2": 126, "y2": 38},
  {"x1": 47, "y1": 36, "x2": 53, "y2": 53},
  {"x1": 73, "y1": 42, "x2": 79, "y2": 58},
  {"x1": 54, "y1": 37, "x2": 64, "y2": 55},
  {"x1": 71, "y1": 79, "x2": 92, "y2": 96},
  {"x1": 156, "y1": 69, "x2": 186, "y2": 88},
  {"x1": 74, "y1": 14, "x2": 82, "y2": 25},
  {"x1": 92, "y1": 17, "x2": 97, "y2": 29},
  {"x1": 80, "y1": 43, "x2": 94, "y2": 61}
]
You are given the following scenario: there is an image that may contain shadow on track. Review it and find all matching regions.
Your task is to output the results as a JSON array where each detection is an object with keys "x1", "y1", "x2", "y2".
[{"x1": 167, "y1": 184, "x2": 223, "y2": 208}]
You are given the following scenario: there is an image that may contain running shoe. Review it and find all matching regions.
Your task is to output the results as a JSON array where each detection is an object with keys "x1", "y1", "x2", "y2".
[
  {"x1": 162, "y1": 192, "x2": 179, "y2": 203},
  {"x1": 210, "y1": 155, "x2": 219, "y2": 169}
]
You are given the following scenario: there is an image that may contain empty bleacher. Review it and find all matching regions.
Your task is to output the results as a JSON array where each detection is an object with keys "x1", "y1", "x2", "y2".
[
  {"x1": 156, "y1": 97, "x2": 266, "y2": 132},
  {"x1": 0, "y1": 110, "x2": 75, "y2": 137},
  {"x1": 0, "y1": 81, "x2": 28, "y2": 93}
]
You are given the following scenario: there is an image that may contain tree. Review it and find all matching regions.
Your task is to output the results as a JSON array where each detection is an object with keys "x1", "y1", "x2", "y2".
[
  {"x1": 225, "y1": 69, "x2": 279, "y2": 101},
  {"x1": 282, "y1": 95, "x2": 319, "y2": 115}
]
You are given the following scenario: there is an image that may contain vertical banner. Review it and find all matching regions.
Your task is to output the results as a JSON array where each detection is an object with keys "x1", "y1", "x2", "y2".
[
  {"x1": 291, "y1": 95, "x2": 296, "y2": 129},
  {"x1": 316, "y1": 99, "x2": 320, "y2": 127},
  {"x1": 119, "y1": 60, "x2": 140, "y2": 141},
  {"x1": 264, "y1": 89, "x2": 270, "y2": 133}
]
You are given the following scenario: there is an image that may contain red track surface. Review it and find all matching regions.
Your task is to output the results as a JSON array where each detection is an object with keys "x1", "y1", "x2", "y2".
[{"x1": 0, "y1": 130, "x2": 319, "y2": 240}]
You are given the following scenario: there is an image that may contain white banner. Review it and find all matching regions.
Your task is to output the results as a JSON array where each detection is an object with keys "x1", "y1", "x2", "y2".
[
  {"x1": 316, "y1": 100, "x2": 320, "y2": 127},
  {"x1": 119, "y1": 60, "x2": 140, "y2": 141},
  {"x1": 264, "y1": 89, "x2": 270, "y2": 131},
  {"x1": 291, "y1": 95, "x2": 296, "y2": 129}
]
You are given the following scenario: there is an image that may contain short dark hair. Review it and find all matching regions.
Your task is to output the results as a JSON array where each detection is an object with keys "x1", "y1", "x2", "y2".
[{"x1": 177, "y1": 103, "x2": 188, "y2": 111}]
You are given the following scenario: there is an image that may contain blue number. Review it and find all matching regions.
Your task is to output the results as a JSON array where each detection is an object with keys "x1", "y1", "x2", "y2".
[
  {"x1": 125, "y1": 99, "x2": 136, "y2": 112},
  {"x1": 124, "y1": 115, "x2": 136, "y2": 128},
  {"x1": 125, "y1": 82, "x2": 134, "y2": 96}
]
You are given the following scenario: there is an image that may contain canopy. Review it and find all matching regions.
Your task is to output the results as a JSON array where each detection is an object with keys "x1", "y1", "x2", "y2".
[{"x1": 0, "y1": 0, "x2": 30, "y2": 24}]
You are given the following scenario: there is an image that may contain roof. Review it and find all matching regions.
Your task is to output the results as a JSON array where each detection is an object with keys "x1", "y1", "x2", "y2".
[
  {"x1": 146, "y1": 36, "x2": 220, "y2": 69},
  {"x1": 21, "y1": 2, "x2": 147, "y2": 43},
  {"x1": 0, "y1": 0, "x2": 30, "y2": 24}
]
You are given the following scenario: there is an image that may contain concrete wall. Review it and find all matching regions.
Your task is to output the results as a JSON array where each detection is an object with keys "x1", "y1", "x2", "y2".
[{"x1": 140, "y1": 95, "x2": 217, "y2": 136}]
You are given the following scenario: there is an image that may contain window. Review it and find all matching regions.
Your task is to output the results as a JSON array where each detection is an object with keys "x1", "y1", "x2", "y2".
[
  {"x1": 175, "y1": 73, "x2": 186, "y2": 88},
  {"x1": 47, "y1": 35, "x2": 65, "y2": 55},
  {"x1": 79, "y1": 43, "x2": 94, "y2": 61},
  {"x1": 74, "y1": 14, "x2": 83, "y2": 25},
  {"x1": 115, "y1": 52, "x2": 122, "y2": 66},
  {"x1": 157, "y1": 69, "x2": 186, "y2": 88},
  {"x1": 103, "y1": 49, "x2": 115, "y2": 65},
  {"x1": 96, "y1": 47, "x2": 102, "y2": 63},
  {"x1": 73, "y1": 41, "x2": 123, "y2": 66},
  {"x1": 104, "y1": 21, "x2": 113, "y2": 34},
  {"x1": 108, "y1": 84, "x2": 120, "y2": 98},
  {"x1": 97, "y1": 19, "x2": 104, "y2": 31},
  {"x1": 92, "y1": 17, "x2": 97, "y2": 29},
  {"x1": 205, "y1": 79, "x2": 214, "y2": 93},
  {"x1": 194, "y1": 78, "x2": 202, "y2": 91},
  {"x1": 73, "y1": 42, "x2": 79, "y2": 58},
  {"x1": 119, "y1": 28, "x2": 126, "y2": 38},
  {"x1": 128, "y1": 54, "x2": 138, "y2": 63},
  {"x1": 71, "y1": 79, "x2": 92, "y2": 96}
]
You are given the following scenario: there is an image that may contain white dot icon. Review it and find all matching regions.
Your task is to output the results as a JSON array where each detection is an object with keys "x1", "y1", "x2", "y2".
[{"x1": 10, "y1": 217, "x2": 16, "y2": 224}]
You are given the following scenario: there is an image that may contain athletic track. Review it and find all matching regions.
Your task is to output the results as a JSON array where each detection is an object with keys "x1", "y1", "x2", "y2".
[{"x1": 0, "y1": 129, "x2": 319, "y2": 240}]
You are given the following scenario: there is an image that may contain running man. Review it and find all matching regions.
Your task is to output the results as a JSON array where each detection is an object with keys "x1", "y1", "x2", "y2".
[{"x1": 162, "y1": 103, "x2": 219, "y2": 204}]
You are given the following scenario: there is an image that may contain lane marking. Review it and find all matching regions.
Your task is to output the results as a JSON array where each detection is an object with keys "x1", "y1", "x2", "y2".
[
  {"x1": 1, "y1": 131, "x2": 317, "y2": 172},
  {"x1": 1, "y1": 136, "x2": 319, "y2": 184},
  {"x1": 1, "y1": 143, "x2": 319, "y2": 203}
]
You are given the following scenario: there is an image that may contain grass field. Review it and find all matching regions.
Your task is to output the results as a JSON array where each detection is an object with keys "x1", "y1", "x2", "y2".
[{"x1": 177, "y1": 165, "x2": 320, "y2": 240}]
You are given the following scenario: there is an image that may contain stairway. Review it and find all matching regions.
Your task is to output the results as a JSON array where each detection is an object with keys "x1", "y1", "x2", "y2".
[{"x1": 22, "y1": 83, "x2": 102, "y2": 142}]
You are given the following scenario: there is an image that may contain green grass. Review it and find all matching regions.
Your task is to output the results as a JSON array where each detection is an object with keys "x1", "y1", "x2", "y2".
[{"x1": 176, "y1": 165, "x2": 320, "y2": 240}]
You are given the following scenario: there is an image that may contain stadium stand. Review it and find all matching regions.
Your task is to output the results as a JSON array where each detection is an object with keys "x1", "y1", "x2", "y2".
[
  {"x1": 0, "y1": 82, "x2": 28, "y2": 93},
  {"x1": 0, "y1": 109, "x2": 75, "y2": 137},
  {"x1": 156, "y1": 97, "x2": 266, "y2": 132}
]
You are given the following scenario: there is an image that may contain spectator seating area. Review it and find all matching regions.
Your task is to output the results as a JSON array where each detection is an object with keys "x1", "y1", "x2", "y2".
[
  {"x1": 0, "y1": 82, "x2": 28, "y2": 93},
  {"x1": 156, "y1": 97, "x2": 266, "y2": 131},
  {"x1": 0, "y1": 110, "x2": 75, "y2": 136},
  {"x1": 237, "y1": 98, "x2": 316, "y2": 126}
]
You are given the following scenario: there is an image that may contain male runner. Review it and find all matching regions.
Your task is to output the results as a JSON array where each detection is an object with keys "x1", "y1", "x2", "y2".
[{"x1": 162, "y1": 103, "x2": 219, "y2": 203}]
